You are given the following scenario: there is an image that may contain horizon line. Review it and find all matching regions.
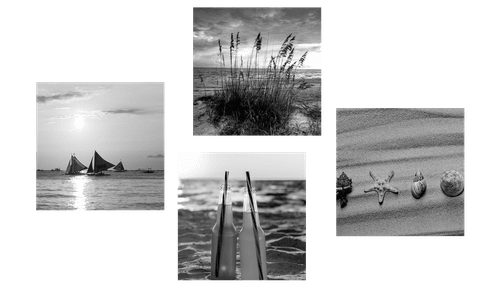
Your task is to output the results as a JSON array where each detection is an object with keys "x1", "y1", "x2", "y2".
[
  {"x1": 193, "y1": 66, "x2": 320, "y2": 70},
  {"x1": 179, "y1": 177, "x2": 305, "y2": 181}
]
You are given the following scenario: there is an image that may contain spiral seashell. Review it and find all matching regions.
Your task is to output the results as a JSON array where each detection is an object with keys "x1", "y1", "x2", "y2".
[
  {"x1": 411, "y1": 170, "x2": 426, "y2": 199},
  {"x1": 337, "y1": 172, "x2": 352, "y2": 208},
  {"x1": 336, "y1": 172, "x2": 352, "y2": 193},
  {"x1": 440, "y1": 170, "x2": 464, "y2": 197}
]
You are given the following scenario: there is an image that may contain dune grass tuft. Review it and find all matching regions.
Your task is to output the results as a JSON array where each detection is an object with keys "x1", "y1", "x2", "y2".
[{"x1": 206, "y1": 32, "x2": 310, "y2": 135}]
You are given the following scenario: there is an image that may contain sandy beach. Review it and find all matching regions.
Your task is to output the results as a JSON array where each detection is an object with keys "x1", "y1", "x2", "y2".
[
  {"x1": 178, "y1": 180, "x2": 306, "y2": 280},
  {"x1": 193, "y1": 68, "x2": 321, "y2": 135},
  {"x1": 337, "y1": 109, "x2": 464, "y2": 236}
]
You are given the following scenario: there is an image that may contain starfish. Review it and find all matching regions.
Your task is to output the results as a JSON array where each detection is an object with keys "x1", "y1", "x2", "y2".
[{"x1": 364, "y1": 171, "x2": 400, "y2": 205}]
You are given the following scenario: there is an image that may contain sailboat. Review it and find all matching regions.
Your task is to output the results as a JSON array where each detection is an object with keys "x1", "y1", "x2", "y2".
[
  {"x1": 65, "y1": 154, "x2": 88, "y2": 175},
  {"x1": 143, "y1": 167, "x2": 154, "y2": 173},
  {"x1": 86, "y1": 150, "x2": 115, "y2": 176},
  {"x1": 86, "y1": 158, "x2": 94, "y2": 175},
  {"x1": 113, "y1": 160, "x2": 126, "y2": 172}
]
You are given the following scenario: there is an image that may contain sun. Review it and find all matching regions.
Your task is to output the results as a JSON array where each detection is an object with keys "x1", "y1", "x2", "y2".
[{"x1": 74, "y1": 116, "x2": 84, "y2": 130}]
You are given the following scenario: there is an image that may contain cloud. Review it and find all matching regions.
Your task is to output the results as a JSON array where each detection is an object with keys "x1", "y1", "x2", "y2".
[
  {"x1": 193, "y1": 31, "x2": 219, "y2": 46},
  {"x1": 104, "y1": 109, "x2": 144, "y2": 114},
  {"x1": 147, "y1": 154, "x2": 164, "y2": 158},
  {"x1": 36, "y1": 84, "x2": 112, "y2": 104},
  {"x1": 49, "y1": 108, "x2": 159, "y2": 121},
  {"x1": 193, "y1": 8, "x2": 321, "y2": 68},
  {"x1": 50, "y1": 110, "x2": 106, "y2": 120},
  {"x1": 36, "y1": 91, "x2": 85, "y2": 103},
  {"x1": 103, "y1": 109, "x2": 161, "y2": 115}
]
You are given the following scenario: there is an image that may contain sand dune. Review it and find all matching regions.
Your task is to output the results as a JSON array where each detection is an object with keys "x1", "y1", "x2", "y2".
[
  {"x1": 337, "y1": 108, "x2": 464, "y2": 236},
  {"x1": 193, "y1": 69, "x2": 321, "y2": 135}
]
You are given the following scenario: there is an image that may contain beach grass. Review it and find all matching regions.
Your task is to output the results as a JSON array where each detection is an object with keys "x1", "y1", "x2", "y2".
[
  {"x1": 205, "y1": 33, "x2": 318, "y2": 135},
  {"x1": 298, "y1": 100, "x2": 321, "y2": 135}
]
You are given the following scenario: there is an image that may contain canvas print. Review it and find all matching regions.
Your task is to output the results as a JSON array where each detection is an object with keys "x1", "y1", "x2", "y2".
[
  {"x1": 193, "y1": 8, "x2": 321, "y2": 135},
  {"x1": 36, "y1": 82, "x2": 164, "y2": 210},
  {"x1": 178, "y1": 153, "x2": 306, "y2": 280},
  {"x1": 336, "y1": 108, "x2": 464, "y2": 236}
]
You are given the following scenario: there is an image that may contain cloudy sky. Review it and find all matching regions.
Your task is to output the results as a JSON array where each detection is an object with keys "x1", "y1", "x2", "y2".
[
  {"x1": 178, "y1": 153, "x2": 305, "y2": 180},
  {"x1": 194, "y1": 8, "x2": 321, "y2": 69},
  {"x1": 37, "y1": 83, "x2": 164, "y2": 170}
]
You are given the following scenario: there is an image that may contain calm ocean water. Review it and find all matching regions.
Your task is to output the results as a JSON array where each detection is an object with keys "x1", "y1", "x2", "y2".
[
  {"x1": 37, "y1": 171, "x2": 164, "y2": 210},
  {"x1": 178, "y1": 179, "x2": 306, "y2": 213},
  {"x1": 193, "y1": 67, "x2": 321, "y2": 99}
]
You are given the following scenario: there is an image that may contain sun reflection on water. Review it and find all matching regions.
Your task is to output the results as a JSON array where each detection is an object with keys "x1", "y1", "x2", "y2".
[{"x1": 70, "y1": 176, "x2": 91, "y2": 210}]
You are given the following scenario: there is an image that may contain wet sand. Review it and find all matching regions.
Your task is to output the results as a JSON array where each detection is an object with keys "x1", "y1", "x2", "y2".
[
  {"x1": 337, "y1": 108, "x2": 464, "y2": 236},
  {"x1": 178, "y1": 210, "x2": 306, "y2": 280}
]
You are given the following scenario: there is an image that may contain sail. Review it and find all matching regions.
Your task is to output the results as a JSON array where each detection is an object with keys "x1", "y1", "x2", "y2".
[
  {"x1": 114, "y1": 161, "x2": 125, "y2": 171},
  {"x1": 71, "y1": 155, "x2": 87, "y2": 172},
  {"x1": 94, "y1": 151, "x2": 115, "y2": 173},
  {"x1": 65, "y1": 159, "x2": 72, "y2": 174},
  {"x1": 65, "y1": 154, "x2": 88, "y2": 175},
  {"x1": 87, "y1": 158, "x2": 94, "y2": 173}
]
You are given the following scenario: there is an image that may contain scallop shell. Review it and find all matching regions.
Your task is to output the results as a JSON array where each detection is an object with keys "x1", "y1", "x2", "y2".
[
  {"x1": 411, "y1": 171, "x2": 426, "y2": 199},
  {"x1": 440, "y1": 170, "x2": 464, "y2": 197}
]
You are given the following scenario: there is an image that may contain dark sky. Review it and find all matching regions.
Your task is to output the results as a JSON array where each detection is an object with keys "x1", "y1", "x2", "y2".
[{"x1": 194, "y1": 8, "x2": 321, "y2": 68}]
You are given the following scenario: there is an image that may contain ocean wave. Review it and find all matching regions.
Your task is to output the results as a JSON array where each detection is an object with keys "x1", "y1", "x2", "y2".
[{"x1": 36, "y1": 193, "x2": 75, "y2": 198}]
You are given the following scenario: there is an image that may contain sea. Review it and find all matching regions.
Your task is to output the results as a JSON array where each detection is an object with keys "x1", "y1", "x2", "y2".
[
  {"x1": 193, "y1": 67, "x2": 321, "y2": 100},
  {"x1": 178, "y1": 179, "x2": 306, "y2": 213},
  {"x1": 178, "y1": 179, "x2": 306, "y2": 280},
  {"x1": 36, "y1": 170, "x2": 164, "y2": 210}
]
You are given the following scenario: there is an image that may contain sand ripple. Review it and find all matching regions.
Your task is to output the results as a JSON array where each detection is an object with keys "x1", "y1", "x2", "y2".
[{"x1": 337, "y1": 108, "x2": 464, "y2": 235}]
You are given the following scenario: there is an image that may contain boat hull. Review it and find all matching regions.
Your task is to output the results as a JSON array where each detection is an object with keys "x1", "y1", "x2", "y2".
[{"x1": 87, "y1": 172, "x2": 110, "y2": 176}]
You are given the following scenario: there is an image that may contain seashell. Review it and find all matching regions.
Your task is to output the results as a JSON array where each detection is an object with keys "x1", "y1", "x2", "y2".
[
  {"x1": 411, "y1": 170, "x2": 427, "y2": 199},
  {"x1": 440, "y1": 170, "x2": 464, "y2": 197},
  {"x1": 336, "y1": 172, "x2": 352, "y2": 193},
  {"x1": 336, "y1": 172, "x2": 352, "y2": 208}
]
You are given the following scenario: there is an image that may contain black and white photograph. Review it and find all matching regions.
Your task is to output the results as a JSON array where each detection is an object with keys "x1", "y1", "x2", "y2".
[
  {"x1": 177, "y1": 153, "x2": 306, "y2": 280},
  {"x1": 193, "y1": 8, "x2": 321, "y2": 135},
  {"x1": 336, "y1": 108, "x2": 464, "y2": 236},
  {"x1": 36, "y1": 82, "x2": 164, "y2": 210}
]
